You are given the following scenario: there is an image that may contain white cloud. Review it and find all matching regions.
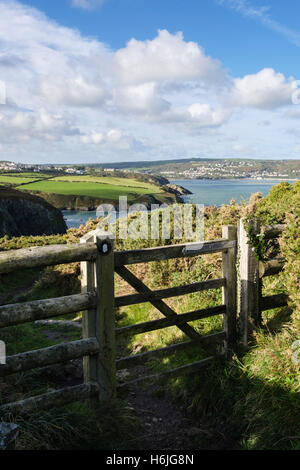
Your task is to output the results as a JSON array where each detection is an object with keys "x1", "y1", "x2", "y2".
[
  {"x1": 0, "y1": 1, "x2": 105, "y2": 55},
  {"x1": 36, "y1": 75, "x2": 109, "y2": 108},
  {"x1": 80, "y1": 128, "x2": 142, "y2": 150},
  {"x1": 0, "y1": 0, "x2": 111, "y2": 111},
  {"x1": 81, "y1": 132, "x2": 104, "y2": 144},
  {"x1": 0, "y1": 109, "x2": 79, "y2": 142},
  {"x1": 71, "y1": 0, "x2": 106, "y2": 10},
  {"x1": 113, "y1": 30, "x2": 225, "y2": 85},
  {"x1": 157, "y1": 103, "x2": 231, "y2": 130},
  {"x1": 225, "y1": 68, "x2": 296, "y2": 109},
  {"x1": 115, "y1": 82, "x2": 171, "y2": 115},
  {"x1": 187, "y1": 103, "x2": 230, "y2": 126}
]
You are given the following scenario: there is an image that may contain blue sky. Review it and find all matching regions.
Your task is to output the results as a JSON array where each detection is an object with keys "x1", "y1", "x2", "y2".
[
  {"x1": 0, "y1": 0, "x2": 300, "y2": 163},
  {"x1": 20, "y1": 0, "x2": 300, "y2": 77}
]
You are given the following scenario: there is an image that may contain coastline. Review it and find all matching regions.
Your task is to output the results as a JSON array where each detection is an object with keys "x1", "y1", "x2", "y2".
[
  {"x1": 62, "y1": 178, "x2": 297, "y2": 228},
  {"x1": 169, "y1": 177, "x2": 299, "y2": 182}
]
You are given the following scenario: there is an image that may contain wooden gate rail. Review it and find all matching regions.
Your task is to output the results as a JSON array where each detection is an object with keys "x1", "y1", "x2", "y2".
[
  {"x1": 0, "y1": 383, "x2": 99, "y2": 416},
  {"x1": 259, "y1": 257, "x2": 286, "y2": 278},
  {"x1": 0, "y1": 242, "x2": 97, "y2": 274},
  {"x1": 0, "y1": 338, "x2": 99, "y2": 377},
  {"x1": 116, "y1": 332, "x2": 226, "y2": 370},
  {"x1": 114, "y1": 238, "x2": 236, "y2": 266},
  {"x1": 0, "y1": 292, "x2": 96, "y2": 328},
  {"x1": 115, "y1": 265, "x2": 203, "y2": 341},
  {"x1": 260, "y1": 293, "x2": 289, "y2": 311},
  {"x1": 118, "y1": 356, "x2": 219, "y2": 388},
  {"x1": 116, "y1": 304, "x2": 226, "y2": 337},
  {"x1": 261, "y1": 224, "x2": 285, "y2": 240},
  {"x1": 115, "y1": 278, "x2": 225, "y2": 307}
]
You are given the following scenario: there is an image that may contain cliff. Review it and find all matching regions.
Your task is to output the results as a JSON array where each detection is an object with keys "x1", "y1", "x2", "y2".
[
  {"x1": 0, "y1": 186, "x2": 67, "y2": 237},
  {"x1": 164, "y1": 184, "x2": 192, "y2": 196},
  {"x1": 20, "y1": 190, "x2": 183, "y2": 211}
]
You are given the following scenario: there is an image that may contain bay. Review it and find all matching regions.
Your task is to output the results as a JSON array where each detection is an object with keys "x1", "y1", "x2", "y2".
[
  {"x1": 171, "y1": 178, "x2": 296, "y2": 206},
  {"x1": 62, "y1": 178, "x2": 296, "y2": 228}
]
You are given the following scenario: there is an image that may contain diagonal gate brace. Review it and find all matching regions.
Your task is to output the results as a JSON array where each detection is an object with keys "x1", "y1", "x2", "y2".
[{"x1": 115, "y1": 265, "x2": 202, "y2": 341}]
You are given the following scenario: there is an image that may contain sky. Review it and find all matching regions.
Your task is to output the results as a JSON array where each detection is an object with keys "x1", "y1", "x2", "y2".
[{"x1": 0, "y1": 0, "x2": 300, "y2": 164}]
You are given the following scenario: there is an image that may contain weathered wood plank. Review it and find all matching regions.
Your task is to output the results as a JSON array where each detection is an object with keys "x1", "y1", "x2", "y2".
[
  {"x1": 222, "y1": 225, "x2": 237, "y2": 356},
  {"x1": 114, "y1": 239, "x2": 236, "y2": 267},
  {"x1": 117, "y1": 332, "x2": 225, "y2": 370},
  {"x1": 80, "y1": 233, "x2": 98, "y2": 392},
  {"x1": 118, "y1": 355, "x2": 221, "y2": 388},
  {"x1": 116, "y1": 305, "x2": 226, "y2": 337},
  {"x1": 260, "y1": 293, "x2": 289, "y2": 311},
  {"x1": 115, "y1": 265, "x2": 202, "y2": 341},
  {"x1": 0, "y1": 243, "x2": 97, "y2": 274},
  {"x1": 261, "y1": 224, "x2": 285, "y2": 240},
  {"x1": 0, "y1": 292, "x2": 96, "y2": 328},
  {"x1": 0, "y1": 338, "x2": 99, "y2": 377},
  {"x1": 238, "y1": 218, "x2": 260, "y2": 346},
  {"x1": 115, "y1": 278, "x2": 225, "y2": 307},
  {"x1": 258, "y1": 257, "x2": 285, "y2": 278},
  {"x1": 95, "y1": 230, "x2": 116, "y2": 401},
  {"x1": 0, "y1": 383, "x2": 99, "y2": 416}
]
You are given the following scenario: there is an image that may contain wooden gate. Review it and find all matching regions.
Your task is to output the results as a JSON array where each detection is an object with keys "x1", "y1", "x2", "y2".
[
  {"x1": 80, "y1": 225, "x2": 237, "y2": 399},
  {"x1": 0, "y1": 219, "x2": 288, "y2": 414}
]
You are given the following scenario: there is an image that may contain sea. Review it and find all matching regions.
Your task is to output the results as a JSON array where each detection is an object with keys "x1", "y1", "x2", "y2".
[{"x1": 62, "y1": 178, "x2": 296, "y2": 229}]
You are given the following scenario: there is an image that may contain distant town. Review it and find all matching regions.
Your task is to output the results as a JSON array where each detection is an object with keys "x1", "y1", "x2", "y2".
[{"x1": 0, "y1": 158, "x2": 299, "y2": 180}]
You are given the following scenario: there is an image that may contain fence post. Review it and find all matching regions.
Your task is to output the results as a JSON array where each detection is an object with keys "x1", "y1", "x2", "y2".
[
  {"x1": 222, "y1": 225, "x2": 237, "y2": 358},
  {"x1": 95, "y1": 229, "x2": 116, "y2": 401},
  {"x1": 238, "y1": 217, "x2": 260, "y2": 346},
  {"x1": 81, "y1": 229, "x2": 116, "y2": 402},
  {"x1": 80, "y1": 231, "x2": 97, "y2": 401}
]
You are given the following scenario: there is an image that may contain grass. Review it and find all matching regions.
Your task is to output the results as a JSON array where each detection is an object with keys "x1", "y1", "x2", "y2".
[
  {"x1": 53, "y1": 175, "x2": 163, "y2": 192},
  {"x1": 0, "y1": 175, "x2": 42, "y2": 185},
  {"x1": 13, "y1": 400, "x2": 140, "y2": 450},
  {"x1": 3, "y1": 173, "x2": 52, "y2": 178},
  {"x1": 17, "y1": 180, "x2": 162, "y2": 200}
]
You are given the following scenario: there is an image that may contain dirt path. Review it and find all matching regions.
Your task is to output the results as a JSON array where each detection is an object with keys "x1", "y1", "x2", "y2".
[
  {"x1": 127, "y1": 388, "x2": 213, "y2": 450},
  {"x1": 38, "y1": 324, "x2": 237, "y2": 450},
  {"x1": 124, "y1": 379, "x2": 237, "y2": 450}
]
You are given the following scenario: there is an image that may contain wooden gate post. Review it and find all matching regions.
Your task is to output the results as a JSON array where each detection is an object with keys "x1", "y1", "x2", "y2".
[
  {"x1": 222, "y1": 225, "x2": 237, "y2": 358},
  {"x1": 95, "y1": 229, "x2": 116, "y2": 401},
  {"x1": 238, "y1": 217, "x2": 260, "y2": 346},
  {"x1": 80, "y1": 232, "x2": 97, "y2": 394},
  {"x1": 81, "y1": 229, "x2": 116, "y2": 402}
]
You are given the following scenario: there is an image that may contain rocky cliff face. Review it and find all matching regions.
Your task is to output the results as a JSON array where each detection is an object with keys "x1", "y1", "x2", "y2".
[{"x1": 0, "y1": 186, "x2": 67, "y2": 237}]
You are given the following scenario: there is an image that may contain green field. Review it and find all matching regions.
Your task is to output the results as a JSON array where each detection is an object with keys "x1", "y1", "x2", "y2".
[
  {"x1": 0, "y1": 175, "x2": 42, "y2": 185},
  {"x1": 52, "y1": 175, "x2": 163, "y2": 192},
  {"x1": 16, "y1": 179, "x2": 162, "y2": 200},
  {"x1": 4, "y1": 172, "x2": 51, "y2": 178}
]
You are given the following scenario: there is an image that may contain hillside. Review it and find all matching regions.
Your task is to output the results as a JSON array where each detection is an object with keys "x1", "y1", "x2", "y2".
[
  {"x1": 0, "y1": 186, "x2": 67, "y2": 237},
  {"x1": 86, "y1": 158, "x2": 300, "y2": 180},
  {"x1": 0, "y1": 181, "x2": 299, "y2": 450}
]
